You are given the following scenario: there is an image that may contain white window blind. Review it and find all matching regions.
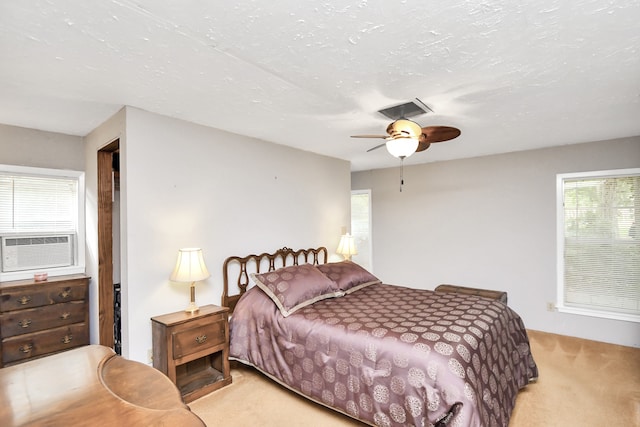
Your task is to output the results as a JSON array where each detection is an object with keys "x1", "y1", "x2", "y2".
[
  {"x1": 558, "y1": 169, "x2": 640, "y2": 321},
  {"x1": 0, "y1": 174, "x2": 78, "y2": 233},
  {"x1": 351, "y1": 190, "x2": 372, "y2": 272}
]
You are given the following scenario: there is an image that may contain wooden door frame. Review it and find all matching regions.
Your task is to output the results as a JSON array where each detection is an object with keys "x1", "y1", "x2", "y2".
[{"x1": 97, "y1": 140, "x2": 119, "y2": 348}]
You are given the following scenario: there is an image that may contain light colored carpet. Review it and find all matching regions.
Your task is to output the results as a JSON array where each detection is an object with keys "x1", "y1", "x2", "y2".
[{"x1": 189, "y1": 330, "x2": 640, "y2": 426}]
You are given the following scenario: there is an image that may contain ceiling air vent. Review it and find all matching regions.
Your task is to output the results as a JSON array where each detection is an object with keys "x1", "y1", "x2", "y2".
[{"x1": 377, "y1": 99, "x2": 433, "y2": 120}]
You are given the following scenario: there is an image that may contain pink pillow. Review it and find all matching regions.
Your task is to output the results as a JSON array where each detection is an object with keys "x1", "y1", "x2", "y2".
[
  {"x1": 251, "y1": 264, "x2": 340, "y2": 317},
  {"x1": 316, "y1": 261, "x2": 380, "y2": 293}
]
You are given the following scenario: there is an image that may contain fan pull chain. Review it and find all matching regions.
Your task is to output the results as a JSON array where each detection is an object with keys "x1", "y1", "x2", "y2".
[{"x1": 399, "y1": 157, "x2": 405, "y2": 192}]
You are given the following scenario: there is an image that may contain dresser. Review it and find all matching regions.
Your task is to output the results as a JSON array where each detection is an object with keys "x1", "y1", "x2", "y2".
[
  {"x1": 152, "y1": 304, "x2": 232, "y2": 402},
  {"x1": 0, "y1": 274, "x2": 90, "y2": 367}
]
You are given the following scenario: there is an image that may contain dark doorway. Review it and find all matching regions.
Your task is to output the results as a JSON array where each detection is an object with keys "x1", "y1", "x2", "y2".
[{"x1": 97, "y1": 139, "x2": 120, "y2": 351}]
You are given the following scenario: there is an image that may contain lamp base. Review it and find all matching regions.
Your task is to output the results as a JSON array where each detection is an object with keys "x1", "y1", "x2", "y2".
[
  {"x1": 185, "y1": 302, "x2": 199, "y2": 314},
  {"x1": 185, "y1": 282, "x2": 199, "y2": 313}
]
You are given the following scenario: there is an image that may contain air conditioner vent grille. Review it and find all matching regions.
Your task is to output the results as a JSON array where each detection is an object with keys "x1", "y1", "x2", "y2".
[
  {"x1": 377, "y1": 99, "x2": 432, "y2": 120},
  {"x1": 1, "y1": 235, "x2": 74, "y2": 272}
]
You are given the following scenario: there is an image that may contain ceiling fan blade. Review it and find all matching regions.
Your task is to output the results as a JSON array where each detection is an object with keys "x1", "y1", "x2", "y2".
[
  {"x1": 420, "y1": 126, "x2": 461, "y2": 143},
  {"x1": 366, "y1": 142, "x2": 387, "y2": 152},
  {"x1": 415, "y1": 141, "x2": 431, "y2": 153},
  {"x1": 352, "y1": 121, "x2": 460, "y2": 155},
  {"x1": 351, "y1": 134, "x2": 388, "y2": 139}
]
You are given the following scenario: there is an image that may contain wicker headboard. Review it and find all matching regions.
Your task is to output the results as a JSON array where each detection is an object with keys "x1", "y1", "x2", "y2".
[{"x1": 222, "y1": 246, "x2": 328, "y2": 313}]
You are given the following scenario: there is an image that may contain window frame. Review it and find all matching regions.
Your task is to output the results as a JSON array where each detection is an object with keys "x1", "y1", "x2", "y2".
[
  {"x1": 0, "y1": 164, "x2": 86, "y2": 281},
  {"x1": 556, "y1": 167, "x2": 640, "y2": 323},
  {"x1": 350, "y1": 189, "x2": 373, "y2": 273}
]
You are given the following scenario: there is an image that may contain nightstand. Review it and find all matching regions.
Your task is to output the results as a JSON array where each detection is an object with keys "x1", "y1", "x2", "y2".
[{"x1": 151, "y1": 304, "x2": 232, "y2": 402}]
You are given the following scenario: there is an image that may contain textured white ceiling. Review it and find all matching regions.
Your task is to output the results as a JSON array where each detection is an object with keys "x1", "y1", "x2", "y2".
[{"x1": 1, "y1": 0, "x2": 639, "y2": 171}]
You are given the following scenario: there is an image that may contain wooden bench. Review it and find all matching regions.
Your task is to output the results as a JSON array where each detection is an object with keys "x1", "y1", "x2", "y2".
[{"x1": 435, "y1": 284, "x2": 508, "y2": 305}]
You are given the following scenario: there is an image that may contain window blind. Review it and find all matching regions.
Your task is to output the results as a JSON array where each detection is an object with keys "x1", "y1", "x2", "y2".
[
  {"x1": 0, "y1": 174, "x2": 78, "y2": 233},
  {"x1": 561, "y1": 172, "x2": 640, "y2": 318},
  {"x1": 351, "y1": 190, "x2": 372, "y2": 272}
]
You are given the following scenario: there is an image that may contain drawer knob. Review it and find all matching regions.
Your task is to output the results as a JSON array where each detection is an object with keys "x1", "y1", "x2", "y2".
[
  {"x1": 19, "y1": 344, "x2": 33, "y2": 353},
  {"x1": 62, "y1": 334, "x2": 73, "y2": 344},
  {"x1": 195, "y1": 335, "x2": 207, "y2": 344},
  {"x1": 18, "y1": 319, "x2": 32, "y2": 328},
  {"x1": 17, "y1": 296, "x2": 32, "y2": 305},
  {"x1": 60, "y1": 312, "x2": 71, "y2": 320},
  {"x1": 59, "y1": 289, "x2": 72, "y2": 299}
]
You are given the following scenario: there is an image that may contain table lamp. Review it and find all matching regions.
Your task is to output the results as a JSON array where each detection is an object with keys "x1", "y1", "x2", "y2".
[
  {"x1": 336, "y1": 233, "x2": 358, "y2": 261},
  {"x1": 170, "y1": 248, "x2": 210, "y2": 313}
]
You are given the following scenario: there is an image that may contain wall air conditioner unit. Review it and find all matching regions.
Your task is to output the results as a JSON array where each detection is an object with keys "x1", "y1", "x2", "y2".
[{"x1": 1, "y1": 235, "x2": 74, "y2": 273}]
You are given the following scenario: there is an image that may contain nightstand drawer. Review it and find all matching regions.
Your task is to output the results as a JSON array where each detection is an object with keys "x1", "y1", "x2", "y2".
[
  {"x1": 0, "y1": 301, "x2": 86, "y2": 338},
  {"x1": 2, "y1": 323, "x2": 89, "y2": 365},
  {"x1": 172, "y1": 319, "x2": 225, "y2": 359}
]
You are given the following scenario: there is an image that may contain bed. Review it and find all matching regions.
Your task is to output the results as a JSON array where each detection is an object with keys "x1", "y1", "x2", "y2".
[{"x1": 223, "y1": 247, "x2": 538, "y2": 427}]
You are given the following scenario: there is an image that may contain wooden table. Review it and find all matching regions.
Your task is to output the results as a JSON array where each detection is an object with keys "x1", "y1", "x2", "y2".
[{"x1": 0, "y1": 345, "x2": 205, "y2": 426}]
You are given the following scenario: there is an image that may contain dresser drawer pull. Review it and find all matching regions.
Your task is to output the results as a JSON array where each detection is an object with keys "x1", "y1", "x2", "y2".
[
  {"x1": 20, "y1": 344, "x2": 33, "y2": 353},
  {"x1": 60, "y1": 312, "x2": 71, "y2": 320},
  {"x1": 62, "y1": 334, "x2": 73, "y2": 344},
  {"x1": 59, "y1": 289, "x2": 72, "y2": 299},
  {"x1": 18, "y1": 319, "x2": 32, "y2": 328},
  {"x1": 18, "y1": 296, "x2": 32, "y2": 305},
  {"x1": 195, "y1": 335, "x2": 207, "y2": 344}
]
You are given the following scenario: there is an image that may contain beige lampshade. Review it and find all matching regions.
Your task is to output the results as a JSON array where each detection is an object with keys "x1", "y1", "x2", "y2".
[
  {"x1": 170, "y1": 248, "x2": 210, "y2": 283},
  {"x1": 336, "y1": 233, "x2": 358, "y2": 260}
]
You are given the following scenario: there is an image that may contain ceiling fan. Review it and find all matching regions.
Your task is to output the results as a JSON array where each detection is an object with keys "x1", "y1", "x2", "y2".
[
  {"x1": 350, "y1": 100, "x2": 462, "y2": 191},
  {"x1": 351, "y1": 118, "x2": 461, "y2": 159}
]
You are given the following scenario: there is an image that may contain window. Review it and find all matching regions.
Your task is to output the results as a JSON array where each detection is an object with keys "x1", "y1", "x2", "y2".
[
  {"x1": 351, "y1": 190, "x2": 372, "y2": 272},
  {"x1": 557, "y1": 168, "x2": 640, "y2": 322},
  {"x1": 0, "y1": 164, "x2": 85, "y2": 281}
]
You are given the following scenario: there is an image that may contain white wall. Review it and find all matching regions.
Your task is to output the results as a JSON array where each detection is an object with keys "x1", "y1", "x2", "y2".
[
  {"x1": 0, "y1": 121, "x2": 104, "y2": 346},
  {"x1": 0, "y1": 124, "x2": 84, "y2": 170},
  {"x1": 86, "y1": 107, "x2": 351, "y2": 363},
  {"x1": 352, "y1": 136, "x2": 640, "y2": 348}
]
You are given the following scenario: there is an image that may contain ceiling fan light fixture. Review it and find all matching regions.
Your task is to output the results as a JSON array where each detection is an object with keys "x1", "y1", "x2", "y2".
[
  {"x1": 386, "y1": 136, "x2": 419, "y2": 158},
  {"x1": 386, "y1": 119, "x2": 423, "y2": 139},
  {"x1": 350, "y1": 107, "x2": 461, "y2": 162}
]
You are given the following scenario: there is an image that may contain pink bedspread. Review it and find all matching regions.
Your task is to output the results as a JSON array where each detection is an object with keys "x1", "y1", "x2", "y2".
[{"x1": 229, "y1": 283, "x2": 537, "y2": 427}]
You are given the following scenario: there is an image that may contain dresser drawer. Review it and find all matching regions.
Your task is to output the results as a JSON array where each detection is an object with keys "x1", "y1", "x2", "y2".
[
  {"x1": 0, "y1": 301, "x2": 87, "y2": 338},
  {"x1": 172, "y1": 319, "x2": 225, "y2": 360},
  {"x1": 2, "y1": 323, "x2": 89, "y2": 365},
  {"x1": 0, "y1": 281, "x2": 87, "y2": 312}
]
